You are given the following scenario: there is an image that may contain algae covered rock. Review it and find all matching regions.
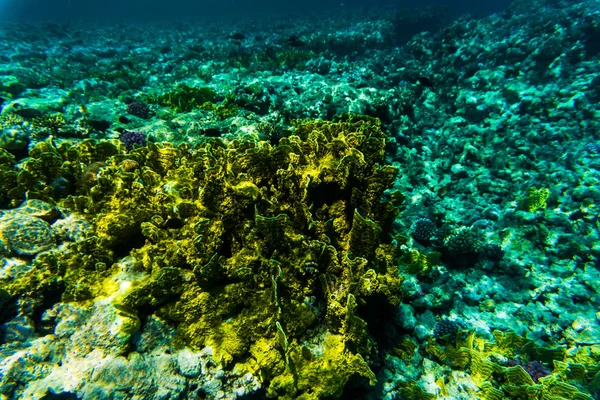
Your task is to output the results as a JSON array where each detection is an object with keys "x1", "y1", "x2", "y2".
[
  {"x1": 0, "y1": 209, "x2": 56, "y2": 256},
  {"x1": 14, "y1": 198, "x2": 60, "y2": 221},
  {"x1": 0, "y1": 199, "x2": 79, "y2": 257},
  {"x1": 51, "y1": 213, "x2": 91, "y2": 242}
]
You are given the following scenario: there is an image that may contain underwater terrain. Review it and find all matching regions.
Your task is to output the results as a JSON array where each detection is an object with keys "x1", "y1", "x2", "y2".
[{"x1": 1, "y1": 0, "x2": 600, "y2": 398}]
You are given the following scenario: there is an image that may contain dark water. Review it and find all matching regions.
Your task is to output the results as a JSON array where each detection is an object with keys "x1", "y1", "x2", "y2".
[{"x1": 4, "y1": 0, "x2": 511, "y2": 22}]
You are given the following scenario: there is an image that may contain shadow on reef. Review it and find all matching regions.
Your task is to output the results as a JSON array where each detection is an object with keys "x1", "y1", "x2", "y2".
[{"x1": 39, "y1": 392, "x2": 78, "y2": 400}]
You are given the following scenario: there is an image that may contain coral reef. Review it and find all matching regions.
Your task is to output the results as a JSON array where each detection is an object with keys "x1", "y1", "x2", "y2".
[
  {"x1": 1, "y1": 0, "x2": 600, "y2": 398},
  {"x1": 422, "y1": 330, "x2": 599, "y2": 400},
  {"x1": 0, "y1": 119, "x2": 405, "y2": 398}
]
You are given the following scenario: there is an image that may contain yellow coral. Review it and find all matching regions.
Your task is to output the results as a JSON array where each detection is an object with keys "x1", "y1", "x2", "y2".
[
  {"x1": 522, "y1": 187, "x2": 550, "y2": 212},
  {"x1": 0, "y1": 118, "x2": 407, "y2": 399},
  {"x1": 428, "y1": 330, "x2": 598, "y2": 400}
]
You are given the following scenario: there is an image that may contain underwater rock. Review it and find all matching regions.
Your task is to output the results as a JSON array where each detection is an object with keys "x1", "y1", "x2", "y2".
[
  {"x1": 0, "y1": 113, "x2": 29, "y2": 152},
  {"x1": 0, "y1": 200, "x2": 91, "y2": 257},
  {"x1": 14, "y1": 199, "x2": 60, "y2": 221},
  {"x1": 0, "y1": 212, "x2": 55, "y2": 256},
  {"x1": 51, "y1": 213, "x2": 91, "y2": 243}
]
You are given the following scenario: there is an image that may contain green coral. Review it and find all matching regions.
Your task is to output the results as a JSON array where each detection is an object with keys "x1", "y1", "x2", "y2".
[
  {"x1": 0, "y1": 148, "x2": 18, "y2": 207},
  {"x1": 522, "y1": 187, "x2": 550, "y2": 212},
  {"x1": 275, "y1": 48, "x2": 316, "y2": 70},
  {"x1": 402, "y1": 249, "x2": 441, "y2": 275},
  {"x1": 1, "y1": 137, "x2": 120, "y2": 206},
  {"x1": 0, "y1": 112, "x2": 25, "y2": 130},
  {"x1": 268, "y1": 332, "x2": 376, "y2": 400},
  {"x1": 200, "y1": 93, "x2": 239, "y2": 119},
  {"x1": 145, "y1": 84, "x2": 218, "y2": 113},
  {"x1": 0, "y1": 113, "x2": 28, "y2": 151},
  {"x1": 33, "y1": 113, "x2": 67, "y2": 134},
  {"x1": 144, "y1": 84, "x2": 241, "y2": 118}
]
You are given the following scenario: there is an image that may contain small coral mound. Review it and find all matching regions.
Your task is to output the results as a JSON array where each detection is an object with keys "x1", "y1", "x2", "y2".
[
  {"x1": 433, "y1": 318, "x2": 461, "y2": 339},
  {"x1": 522, "y1": 187, "x2": 550, "y2": 212},
  {"x1": 411, "y1": 217, "x2": 437, "y2": 244},
  {"x1": 119, "y1": 131, "x2": 147, "y2": 152},
  {"x1": 442, "y1": 226, "x2": 482, "y2": 268},
  {"x1": 126, "y1": 101, "x2": 151, "y2": 119}
]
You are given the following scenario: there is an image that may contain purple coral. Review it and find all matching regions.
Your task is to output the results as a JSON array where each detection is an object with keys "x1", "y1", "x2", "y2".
[
  {"x1": 411, "y1": 218, "x2": 437, "y2": 243},
  {"x1": 120, "y1": 131, "x2": 146, "y2": 152},
  {"x1": 524, "y1": 361, "x2": 550, "y2": 383},
  {"x1": 127, "y1": 101, "x2": 150, "y2": 119},
  {"x1": 507, "y1": 359, "x2": 550, "y2": 383}
]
